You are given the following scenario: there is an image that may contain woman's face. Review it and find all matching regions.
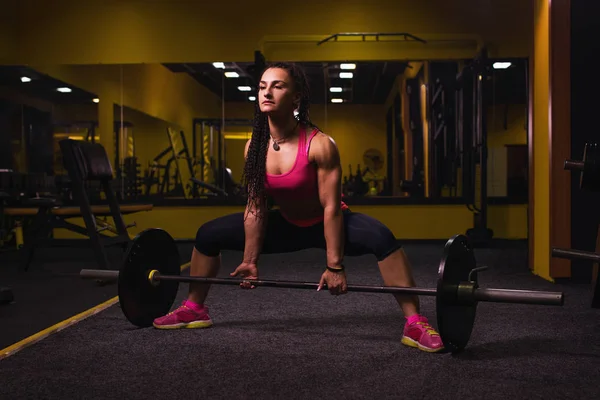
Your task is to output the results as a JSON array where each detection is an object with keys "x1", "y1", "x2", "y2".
[{"x1": 258, "y1": 67, "x2": 300, "y2": 115}]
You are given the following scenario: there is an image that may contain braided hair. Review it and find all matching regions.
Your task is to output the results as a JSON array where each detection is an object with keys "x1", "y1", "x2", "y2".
[{"x1": 241, "y1": 62, "x2": 316, "y2": 218}]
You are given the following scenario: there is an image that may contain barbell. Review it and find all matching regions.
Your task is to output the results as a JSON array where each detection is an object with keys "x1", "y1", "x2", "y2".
[{"x1": 80, "y1": 228, "x2": 565, "y2": 353}]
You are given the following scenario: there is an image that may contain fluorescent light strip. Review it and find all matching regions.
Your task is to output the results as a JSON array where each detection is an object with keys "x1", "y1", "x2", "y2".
[
  {"x1": 493, "y1": 62, "x2": 511, "y2": 69},
  {"x1": 339, "y1": 72, "x2": 353, "y2": 79}
]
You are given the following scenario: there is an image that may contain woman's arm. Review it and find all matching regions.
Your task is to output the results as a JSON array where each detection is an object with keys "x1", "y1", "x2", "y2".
[{"x1": 312, "y1": 134, "x2": 344, "y2": 269}]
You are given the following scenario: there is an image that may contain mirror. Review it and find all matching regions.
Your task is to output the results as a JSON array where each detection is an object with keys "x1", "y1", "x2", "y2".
[{"x1": 0, "y1": 56, "x2": 528, "y2": 207}]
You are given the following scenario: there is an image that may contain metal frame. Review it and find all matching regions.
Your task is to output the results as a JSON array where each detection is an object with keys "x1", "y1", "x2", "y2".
[
  {"x1": 192, "y1": 118, "x2": 253, "y2": 194},
  {"x1": 317, "y1": 32, "x2": 427, "y2": 46}
]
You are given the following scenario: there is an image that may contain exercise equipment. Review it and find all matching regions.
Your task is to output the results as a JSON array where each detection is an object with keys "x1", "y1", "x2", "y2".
[
  {"x1": 564, "y1": 142, "x2": 599, "y2": 192},
  {"x1": 552, "y1": 142, "x2": 600, "y2": 308},
  {"x1": 552, "y1": 248, "x2": 600, "y2": 264},
  {"x1": 80, "y1": 228, "x2": 564, "y2": 353},
  {"x1": 192, "y1": 118, "x2": 251, "y2": 198},
  {"x1": 457, "y1": 48, "x2": 494, "y2": 246},
  {"x1": 551, "y1": 229, "x2": 600, "y2": 309}
]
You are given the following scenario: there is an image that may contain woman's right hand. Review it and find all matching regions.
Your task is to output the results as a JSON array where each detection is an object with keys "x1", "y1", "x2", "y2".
[{"x1": 230, "y1": 262, "x2": 259, "y2": 289}]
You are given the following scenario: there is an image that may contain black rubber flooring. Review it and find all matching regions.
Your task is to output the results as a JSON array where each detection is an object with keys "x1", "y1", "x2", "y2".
[{"x1": 1, "y1": 243, "x2": 599, "y2": 399}]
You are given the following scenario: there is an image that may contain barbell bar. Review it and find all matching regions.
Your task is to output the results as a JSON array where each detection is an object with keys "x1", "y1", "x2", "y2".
[
  {"x1": 79, "y1": 228, "x2": 565, "y2": 353},
  {"x1": 552, "y1": 247, "x2": 600, "y2": 264},
  {"x1": 81, "y1": 268, "x2": 563, "y2": 306}
]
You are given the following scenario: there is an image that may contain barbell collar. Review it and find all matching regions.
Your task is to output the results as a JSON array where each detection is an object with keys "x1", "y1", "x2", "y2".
[{"x1": 80, "y1": 269, "x2": 119, "y2": 281}]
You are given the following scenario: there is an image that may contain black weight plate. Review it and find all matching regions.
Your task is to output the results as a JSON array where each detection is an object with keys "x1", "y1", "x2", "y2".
[
  {"x1": 437, "y1": 234, "x2": 478, "y2": 353},
  {"x1": 118, "y1": 228, "x2": 181, "y2": 327},
  {"x1": 581, "y1": 142, "x2": 600, "y2": 192}
]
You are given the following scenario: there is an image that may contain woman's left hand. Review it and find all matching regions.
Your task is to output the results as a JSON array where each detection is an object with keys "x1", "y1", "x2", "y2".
[{"x1": 317, "y1": 269, "x2": 348, "y2": 295}]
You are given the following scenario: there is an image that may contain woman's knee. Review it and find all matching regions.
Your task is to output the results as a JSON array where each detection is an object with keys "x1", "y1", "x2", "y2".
[
  {"x1": 194, "y1": 222, "x2": 220, "y2": 257},
  {"x1": 194, "y1": 213, "x2": 245, "y2": 257}
]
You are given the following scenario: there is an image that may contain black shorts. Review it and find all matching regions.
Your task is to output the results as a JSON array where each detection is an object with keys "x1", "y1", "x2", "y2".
[{"x1": 194, "y1": 209, "x2": 402, "y2": 261}]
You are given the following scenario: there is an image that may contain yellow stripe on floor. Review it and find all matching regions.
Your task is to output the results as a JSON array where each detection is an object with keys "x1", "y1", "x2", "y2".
[{"x1": 0, "y1": 262, "x2": 191, "y2": 361}]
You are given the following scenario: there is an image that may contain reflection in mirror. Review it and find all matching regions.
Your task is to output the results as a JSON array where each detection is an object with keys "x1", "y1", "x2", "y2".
[
  {"x1": 182, "y1": 61, "x2": 402, "y2": 200},
  {"x1": 175, "y1": 59, "x2": 528, "y2": 204},
  {"x1": 0, "y1": 65, "x2": 105, "y2": 204},
  {"x1": 0, "y1": 65, "x2": 99, "y2": 174},
  {"x1": 4, "y1": 59, "x2": 527, "y2": 209}
]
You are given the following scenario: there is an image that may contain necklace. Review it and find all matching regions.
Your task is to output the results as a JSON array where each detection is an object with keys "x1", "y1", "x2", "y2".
[
  {"x1": 270, "y1": 121, "x2": 299, "y2": 151},
  {"x1": 270, "y1": 135, "x2": 284, "y2": 151}
]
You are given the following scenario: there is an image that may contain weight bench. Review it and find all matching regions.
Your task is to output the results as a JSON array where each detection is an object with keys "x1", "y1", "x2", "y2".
[{"x1": 9, "y1": 139, "x2": 153, "y2": 272}]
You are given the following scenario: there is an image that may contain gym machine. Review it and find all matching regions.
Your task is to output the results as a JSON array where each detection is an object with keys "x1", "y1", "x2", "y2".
[
  {"x1": 456, "y1": 48, "x2": 494, "y2": 246},
  {"x1": 192, "y1": 118, "x2": 250, "y2": 198}
]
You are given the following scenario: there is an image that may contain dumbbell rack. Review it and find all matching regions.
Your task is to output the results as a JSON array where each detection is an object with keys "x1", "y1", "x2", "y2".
[{"x1": 551, "y1": 142, "x2": 600, "y2": 307}]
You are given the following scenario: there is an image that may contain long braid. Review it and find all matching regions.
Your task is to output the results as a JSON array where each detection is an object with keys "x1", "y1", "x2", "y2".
[{"x1": 241, "y1": 62, "x2": 316, "y2": 218}]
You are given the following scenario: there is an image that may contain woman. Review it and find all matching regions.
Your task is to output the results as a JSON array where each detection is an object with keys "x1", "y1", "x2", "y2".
[{"x1": 153, "y1": 62, "x2": 444, "y2": 353}]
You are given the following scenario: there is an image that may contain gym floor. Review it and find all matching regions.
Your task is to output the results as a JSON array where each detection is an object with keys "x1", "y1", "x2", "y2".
[{"x1": 0, "y1": 242, "x2": 599, "y2": 399}]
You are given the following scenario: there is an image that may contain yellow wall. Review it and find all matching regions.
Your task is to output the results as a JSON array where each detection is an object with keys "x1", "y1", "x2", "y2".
[
  {"x1": 53, "y1": 203, "x2": 527, "y2": 241},
  {"x1": 10, "y1": 0, "x2": 533, "y2": 65},
  {"x1": 0, "y1": 0, "x2": 17, "y2": 63},
  {"x1": 487, "y1": 103, "x2": 528, "y2": 147},
  {"x1": 532, "y1": 0, "x2": 551, "y2": 281},
  {"x1": 224, "y1": 139, "x2": 249, "y2": 183}
]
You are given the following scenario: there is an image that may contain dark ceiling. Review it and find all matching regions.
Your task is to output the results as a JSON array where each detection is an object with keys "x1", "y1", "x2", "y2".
[
  {"x1": 0, "y1": 66, "x2": 98, "y2": 105},
  {"x1": 163, "y1": 59, "x2": 528, "y2": 106},
  {"x1": 163, "y1": 61, "x2": 411, "y2": 105},
  {"x1": 0, "y1": 59, "x2": 528, "y2": 113}
]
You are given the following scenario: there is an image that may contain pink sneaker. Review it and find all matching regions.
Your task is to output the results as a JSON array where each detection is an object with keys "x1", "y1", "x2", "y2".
[
  {"x1": 401, "y1": 316, "x2": 444, "y2": 353},
  {"x1": 153, "y1": 301, "x2": 213, "y2": 330}
]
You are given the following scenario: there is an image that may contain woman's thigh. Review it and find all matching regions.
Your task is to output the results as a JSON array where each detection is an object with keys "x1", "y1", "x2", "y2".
[{"x1": 194, "y1": 209, "x2": 325, "y2": 256}]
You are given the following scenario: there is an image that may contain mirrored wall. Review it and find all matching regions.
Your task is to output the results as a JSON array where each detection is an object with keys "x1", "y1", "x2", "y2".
[{"x1": 0, "y1": 54, "x2": 528, "y2": 207}]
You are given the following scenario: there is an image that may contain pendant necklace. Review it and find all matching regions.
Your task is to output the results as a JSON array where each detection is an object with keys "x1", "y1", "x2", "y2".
[
  {"x1": 270, "y1": 121, "x2": 299, "y2": 151},
  {"x1": 271, "y1": 136, "x2": 283, "y2": 151}
]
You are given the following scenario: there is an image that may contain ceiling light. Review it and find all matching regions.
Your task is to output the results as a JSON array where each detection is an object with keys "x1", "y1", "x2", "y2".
[
  {"x1": 57, "y1": 87, "x2": 72, "y2": 93},
  {"x1": 493, "y1": 62, "x2": 511, "y2": 69},
  {"x1": 339, "y1": 72, "x2": 353, "y2": 79},
  {"x1": 93, "y1": 98, "x2": 100, "y2": 103},
  {"x1": 238, "y1": 86, "x2": 252, "y2": 91},
  {"x1": 213, "y1": 62, "x2": 225, "y2": 69},
  {"x1": 330, "y1": 87, "x2": 343, "y2": 93},
  {"x1": 340, "y1": 63, "x2": 356, "y2": 70},
  {"x1": 224, "y1": 71, "x2": 239, "y2": 78},
  {"x1": 21, "y1": 76, "x2": 31, "y2": 83},
  {"x1": 248, "y1": 96, "x2": 256, "y2": 101},
  {"x1": 331, "y1": 98, "x2": 344, "y2": 103}
]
